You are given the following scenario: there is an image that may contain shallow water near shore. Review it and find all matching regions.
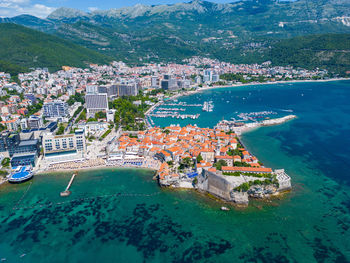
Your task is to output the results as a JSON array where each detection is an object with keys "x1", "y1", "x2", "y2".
[{"x1": 0, "y1": 80, "x2": 350, "y2": 262}]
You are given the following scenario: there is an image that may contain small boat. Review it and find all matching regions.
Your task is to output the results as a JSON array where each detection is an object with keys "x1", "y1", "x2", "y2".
[{"x1": 220, "y1": 206, "x2": 230, "y2": 211}]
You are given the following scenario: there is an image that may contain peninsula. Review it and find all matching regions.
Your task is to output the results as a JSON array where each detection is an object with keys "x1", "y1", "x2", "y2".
[
  {"x1": 0, "y1": 57, "x2": 316, "y2": 203},
  {"x1": 113, "y1": 117, "x2": 292, "y2": 205}
]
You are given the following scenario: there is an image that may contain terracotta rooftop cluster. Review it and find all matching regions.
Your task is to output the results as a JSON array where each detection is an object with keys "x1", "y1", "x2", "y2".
[{"x1": 117, "y1": 124, "x2": 272, "y2": 179}]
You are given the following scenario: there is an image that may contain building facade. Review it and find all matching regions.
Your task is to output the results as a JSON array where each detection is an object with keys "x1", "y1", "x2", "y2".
[
  {"x1": 85, "y1": 94, "x2": 109, "y2": 118},
  {"x1": 116, "y1": 84, "x2": 139, "y2": 96},
  {"x1": 42, "y1": 130, "x2": 86, "y2": 159},
  {"x1": 27, "y1": 115, "x2": 44, "y2": 129},
  {"x1": 43, "y1": 100, "x2": 68, "y2": 118},
  {"x1": 0, "y1": 132, "x2": 20, "y2": 156}
]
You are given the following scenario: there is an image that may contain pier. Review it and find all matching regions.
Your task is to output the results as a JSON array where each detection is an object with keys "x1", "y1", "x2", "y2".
[
  {"x1": 149, "y1": 112, "x2": 200, "y2": 119},
  {"x1": 163, "y1": 102, "x2": 202, "y2": 107},
  {"x1": 60, "y1": 173, "x2": 77, "y2": 197}
]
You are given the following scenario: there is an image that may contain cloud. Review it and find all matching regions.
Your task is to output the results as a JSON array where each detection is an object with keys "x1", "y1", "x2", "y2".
[
  {"x1": 88, "y1": 7, "x2": 98, "y2": 12},
  {"x1": 0, "y1": 0, "x2": 56, "y2": 18}
]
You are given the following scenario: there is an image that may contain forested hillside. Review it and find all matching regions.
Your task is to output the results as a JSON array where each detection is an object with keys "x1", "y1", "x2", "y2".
[
  {"x1": 268, "y1": 34, "x2": 350, "y2": 75},
  {"x1": 0, "y1": 23, "x2": 111, "y2": 76}
]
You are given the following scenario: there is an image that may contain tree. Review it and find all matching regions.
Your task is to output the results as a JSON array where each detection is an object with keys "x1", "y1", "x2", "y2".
[
  {"x1": 95, "y1": 111, "x2": 106, "y2": 119},
  {"x1": 87, "y1": 117, "x2": 97, "y2": 123},
  {"x1": 196, "y1": 154, "x2": 203, "y2": 162},
  {"x1": 214, "y1": 160, "x2": 227, "y2": 171},
  {"x1": 1, "y1": 158, "x2": 10, "y2": 167},
  {"x1": 181, "y1": 157, "x2": 193, "y2": 168},
  {"x1": 56, "y1": 123, "x2": 65, "y2": 135},
  {"x1": 76, "y1": 109, "x2": 86, "y2": 123},
  {"x1": 67, "y1": 93, "x2": 85, "y2": 106}
]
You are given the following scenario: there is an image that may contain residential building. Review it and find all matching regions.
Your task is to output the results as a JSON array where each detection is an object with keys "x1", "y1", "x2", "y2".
[
  {"x1": 24, "y1": 93, "x2": 37, "y2": 104},
  {"x1": 20, "y1": 119, "x2": 28, "y2": 130},
  {"x1": 1, "y1": 119, "x2": 20, "y2": 132},
  {"x1": 215, "y1": 155, "x2": 234, "y2": 166},
  {"x1": 116, "y1": 83, "x2": 139, "y2": 96},
  {"x1": 106, "y1": 110, "x2": 115, "y2": 123},
  {"x1": 43, "y1": 100, "x2": 68, "y2": 118},
  {"x1": 151, "y1": 76, "x2": 160, "y2": 88},
  {"x1": 27, "y1": 115, "x2": 44, "y2": 129},
  {"x1": 86, "y1": 85, "x2": 98, "y2": 94}
]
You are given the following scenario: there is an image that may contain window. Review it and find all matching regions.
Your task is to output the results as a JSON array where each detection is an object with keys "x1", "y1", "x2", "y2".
[
  {"x1": 55, "y1": 139, "x2": 60, "y2": 149},
  {"x1": 62, "y1": 139, "x2": 67, "y2": 149},
  {"x1": 69, "y1": 138, "x2": 74, "y2": 148}
]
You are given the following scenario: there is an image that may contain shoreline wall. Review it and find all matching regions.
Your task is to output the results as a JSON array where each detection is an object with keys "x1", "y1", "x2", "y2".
[{"x1": 198, "y1": 169, "x2": 249, "y2": 205}]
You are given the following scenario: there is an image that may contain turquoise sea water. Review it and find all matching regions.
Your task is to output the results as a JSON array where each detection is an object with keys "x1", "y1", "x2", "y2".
[{"x1": 1, "y1": 81, "x2": 350, "y2": 262}]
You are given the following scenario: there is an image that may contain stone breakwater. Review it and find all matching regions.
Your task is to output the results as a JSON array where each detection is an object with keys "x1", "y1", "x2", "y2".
[
  {"x1": 240, "y1": 115, "x2": 297, "y2": 134},
  {"x1": 215, "y1": 115, "x2": 297, "y2": 135},
  {"x1": 261, "y1": 115, "x2": 297, "y2": 126}
]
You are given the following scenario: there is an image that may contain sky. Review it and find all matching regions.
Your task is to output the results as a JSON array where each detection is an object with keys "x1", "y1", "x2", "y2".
[{"x1": 0, "y1": 0, "x2": 239, "y2": 18}]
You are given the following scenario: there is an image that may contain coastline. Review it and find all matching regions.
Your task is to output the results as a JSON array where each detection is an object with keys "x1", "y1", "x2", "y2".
[
  {"x1": 199, "y1": 77, "x2": 349, "y2": 92},
  {"x1": 145, "y1": 78, "x2": 348, "y2": 124},
  {"x1": 36, "y1": 164, "x2": 157, "y2": 175}
]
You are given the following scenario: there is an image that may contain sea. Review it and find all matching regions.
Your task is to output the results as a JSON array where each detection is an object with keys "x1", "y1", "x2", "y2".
[{"x1": 0, "y1": 80, "x2": 349, "y2": 262}]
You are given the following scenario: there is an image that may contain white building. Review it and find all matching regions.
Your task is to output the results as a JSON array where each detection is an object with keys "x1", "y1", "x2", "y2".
[
  {"x1": 42, "y1": 129, "x2": 86, "y2": 159},
  {"x1": 106, "y1": 110, "x2": 115, "y2": 123}
]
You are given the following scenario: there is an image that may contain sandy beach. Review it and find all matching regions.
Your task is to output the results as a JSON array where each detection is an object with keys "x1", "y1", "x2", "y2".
[
  {"x1": 198, "y1": 77, "x2": 348, "y2": 92},
  {"x1": 36, "y1": 157, "x2": 160, "y2": 175}
]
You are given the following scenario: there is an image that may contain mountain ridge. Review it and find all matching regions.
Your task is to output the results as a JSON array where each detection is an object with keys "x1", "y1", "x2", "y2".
[
  {"x1": 45, "y1": 0, "x2": 350, "y2": 21},
  {"x1": 0, "y1": 0, "x2": 349, "y2": 75}
]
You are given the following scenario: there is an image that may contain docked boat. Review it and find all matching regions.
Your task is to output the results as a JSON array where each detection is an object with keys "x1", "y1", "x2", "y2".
[
  {"x1": 8, "y1": 166, "x2": 34, "y2": 183},
  {"x1": 220, "y1": 206, "x2": 230, "y2": 211},
  {"x1": 202, "y1": 101, "x2": 214, "y2": 112},
  {"x1": 202, "y1": 101, "x2": 209, "y2": 111}
]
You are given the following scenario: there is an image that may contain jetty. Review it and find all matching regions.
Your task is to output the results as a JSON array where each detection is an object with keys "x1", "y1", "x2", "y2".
[{"x1": 60, "y1": 173, "x2": 77, "y2": 197}]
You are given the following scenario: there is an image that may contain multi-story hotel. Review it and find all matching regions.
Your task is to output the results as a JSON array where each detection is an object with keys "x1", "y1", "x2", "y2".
[
  {"x1": 85, "y1": 93, "x2": 109, "y2": 118},
  {"x1": 42, "y1": 129, "x2": 86, "y2": 159}
]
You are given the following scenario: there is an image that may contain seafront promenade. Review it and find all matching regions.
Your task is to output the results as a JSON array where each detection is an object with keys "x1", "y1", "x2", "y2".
[{"x1": 37, "y1": 156, "x2": 161, "y2": 174}]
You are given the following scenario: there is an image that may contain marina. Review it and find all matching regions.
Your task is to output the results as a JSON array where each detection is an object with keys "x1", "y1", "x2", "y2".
[
  {"x1": 163, "y1": 102, "x2": 202, "y2": 107},
  {"x1": 157, "y1": 107, "x2": 186, "y2": 111},
  {"x1": 230, "y1": 111, "x2": 279, "y2": 123},
  {"x1": 149, "y1": 112, "x2": 200, "y2": 119}
]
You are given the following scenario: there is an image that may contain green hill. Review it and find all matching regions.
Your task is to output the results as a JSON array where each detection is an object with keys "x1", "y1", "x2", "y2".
[
  {"x1": 0, "y1": 23, "x2": 111, "y2": 76},
  {"x1": 268, "y1": 34, "x2": 350, "y2": 76}
]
